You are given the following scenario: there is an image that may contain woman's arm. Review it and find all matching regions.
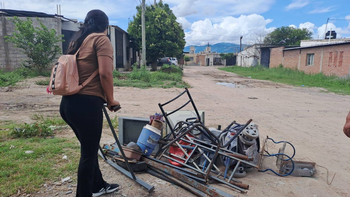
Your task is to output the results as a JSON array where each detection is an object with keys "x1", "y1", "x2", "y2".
[
  {"x1": 343, "y1": 111, "x2": 350, "y2": 138},
  {"x1": 98, "y1": 56, "x2": 120, "y2": 110}
]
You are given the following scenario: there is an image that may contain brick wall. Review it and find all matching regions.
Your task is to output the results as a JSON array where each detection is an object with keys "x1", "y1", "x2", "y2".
[
  {"x1": 270, "y1": 47, "x2": 284, "y2": 68},
  {"x1": 0, "y1": 16, "x2": 62, "y2": 71},
  {"x1": 197, "y1": 55, "x2": 206, "y2": 66},
  {"x1": 283, "y1": 50, "x2": 299, "y2": 70},
  {"x1": 270, "y1": 43, "x2": 350, "y2": 77},
  {"x1": 319, "y1": 44, "x2": 350, "y2": 77}
]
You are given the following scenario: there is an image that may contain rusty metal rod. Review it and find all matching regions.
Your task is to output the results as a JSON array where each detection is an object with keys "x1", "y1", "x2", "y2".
[
  {"x1": 159, "y1": 123, "x2": 221, "y2": 182},
  {"x1": 225, "y1": 152, "x2": 252, "y2": 161},
  {"x1": 144, "y1": 156, "x2": 204, "y2": 178},
  {"x1": 147, "y1": 168, "x2": 207, "y2": 197},
  {"x1": 179, "y1": 138, "x2": 258, "y2": 168},
  {"x1": 144, "y1": 157, "x2": 236, "y2": 197}
]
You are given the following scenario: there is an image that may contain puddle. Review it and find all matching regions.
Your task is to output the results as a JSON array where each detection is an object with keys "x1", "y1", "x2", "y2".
[{"x1": 216, "y1": 82, "x2": 238, "y2": 88}]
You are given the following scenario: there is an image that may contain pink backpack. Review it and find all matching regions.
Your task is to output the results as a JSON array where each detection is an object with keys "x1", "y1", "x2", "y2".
[{"x1": 48, "y1": 33, "x2": 104, "y2": 95}]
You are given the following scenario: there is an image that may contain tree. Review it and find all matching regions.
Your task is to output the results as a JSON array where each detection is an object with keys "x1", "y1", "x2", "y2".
[
  {"x1": 263, "y1": 26, "x2": 312, "y2": 46},
  {"x1": 220, "y1": 53, "x2": 235, "y2": 60},
  {"x1": 5, "y1": 17, "x2": 63, "y2": 74},
  {"x1": 128, "y1": 2, "x2": 186, "y2": 70},
  {"x1": 184, "y1": 56, "x2": 190, "y2": 65}
]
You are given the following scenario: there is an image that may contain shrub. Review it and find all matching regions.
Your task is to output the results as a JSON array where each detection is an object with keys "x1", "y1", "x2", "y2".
[
  {"x1": 5, "y1": 17, "x2": 63, "y2": 75},
  {"x1": 11, "y1": 123, "x2": 53, "y2": 138},
  {"x1": 159, "y1": 64, "x2": 183, "y2": 74}
]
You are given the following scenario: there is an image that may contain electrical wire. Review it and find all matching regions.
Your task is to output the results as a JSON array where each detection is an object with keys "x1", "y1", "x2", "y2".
[
  {"x1": 259, "y1": 137, "x2": 296, "y2": 177},
  {"x1": 299, "y1": 157, "x2": 336, "y2": 185}
]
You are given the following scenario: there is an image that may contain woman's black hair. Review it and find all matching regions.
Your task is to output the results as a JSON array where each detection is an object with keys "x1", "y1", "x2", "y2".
[{"x1": 67, "y1": 9, "x2": 109, "y2": 54}]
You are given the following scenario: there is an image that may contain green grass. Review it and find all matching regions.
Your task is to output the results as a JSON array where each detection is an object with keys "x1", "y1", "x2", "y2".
[
  {"x1": 113, "y1": 65, "x2": 190, "y2": 89},
  {"x1": 0, "y1": 137, "x2": 79, "y2": 196},
  {"x1": 220, "y1": 65, "x2": 350, "y2": 95},
  {"x1": 0, "y1": 115, "x2": 78, "y2": 196}
]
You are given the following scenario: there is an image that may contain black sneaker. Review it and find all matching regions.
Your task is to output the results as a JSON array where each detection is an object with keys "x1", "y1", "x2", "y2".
[{"x1": 92, "y1": 183, "x2": 119, "y2": 197}]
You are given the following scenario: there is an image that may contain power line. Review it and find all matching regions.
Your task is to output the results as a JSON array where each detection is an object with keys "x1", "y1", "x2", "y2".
[{"x1": 329, "y1": 18, "x2": 350, "y2": 21}]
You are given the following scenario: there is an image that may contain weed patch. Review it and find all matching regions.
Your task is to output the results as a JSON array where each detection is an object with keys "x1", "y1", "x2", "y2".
[
  {"x1": 35, "y1": 79, "x2": 50, "y2": 86},
  {"x1": 220, "y1": 66, "x2": 350, "y2": 94},
  {"x1": 3, "y1": 115, "x2": 67, "y2": 139},
  {"x1": 0, "y1": 68, "x2": 42, "y2": 87},
  {"x1": 113, "y1": 65, "x2": 189, "y2": 89}
]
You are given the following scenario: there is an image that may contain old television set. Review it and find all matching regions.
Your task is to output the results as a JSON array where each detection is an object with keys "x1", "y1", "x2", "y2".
[{"x1": 118, "y1": 116, "x2": 150, "y2": 146}]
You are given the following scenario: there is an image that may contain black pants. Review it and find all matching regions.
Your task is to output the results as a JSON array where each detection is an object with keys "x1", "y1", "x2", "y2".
[{"x1": 60, "y1": 94, "x2": 105, "y2": 197}]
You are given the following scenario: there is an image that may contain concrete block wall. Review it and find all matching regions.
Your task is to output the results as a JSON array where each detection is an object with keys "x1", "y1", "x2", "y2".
[{"x1": 0, "y1": 16, "x2": 62, "y2": 71}]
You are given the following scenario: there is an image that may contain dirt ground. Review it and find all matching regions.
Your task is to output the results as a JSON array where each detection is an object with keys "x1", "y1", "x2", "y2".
[{"x1": 1, "y1": 66, "x2": 350, "y2": 197}]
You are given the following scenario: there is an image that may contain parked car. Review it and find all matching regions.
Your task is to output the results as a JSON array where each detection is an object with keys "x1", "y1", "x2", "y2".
[
  {"x1": 157, "y1": 57, "x2": 171, "y2": 66},
  {"x1": 157, "y1": 57, "x2": 178, "y2": 66},
  {"x1": 170, "y1": 57, "x2": 178, "y2": 66}
]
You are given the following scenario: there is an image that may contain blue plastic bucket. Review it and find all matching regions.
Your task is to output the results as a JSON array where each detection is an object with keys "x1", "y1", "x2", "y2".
[{"x1": 137, "y1": 124, "x2": 161, "y2": 156}]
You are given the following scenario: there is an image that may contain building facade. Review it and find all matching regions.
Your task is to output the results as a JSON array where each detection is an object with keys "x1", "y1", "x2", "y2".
[
  {"x1": 236, "y1": 44, "x2": 276, "y2": 68},
  {"x1": 0, "y1": 9, "x2": 133, "y2": 71},
  {"x1": 185, "y1": 45, "x2": 223, "y2": 66},
  {"x1": 270, "y1": 42, "x2": 350, "y2": 77}
]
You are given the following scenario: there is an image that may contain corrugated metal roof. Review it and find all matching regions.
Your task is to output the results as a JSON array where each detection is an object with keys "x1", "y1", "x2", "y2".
[
  {"x1": 284, "y1": 41, "x2": 350, "y2": 51},
  {"x1": 0, "y1": 9, "x2": 55, "y2": 18}
]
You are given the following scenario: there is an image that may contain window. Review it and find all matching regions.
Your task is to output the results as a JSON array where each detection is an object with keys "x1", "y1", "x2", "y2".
[
  {"x1": 190, "y1": 57, "x2": 194, "y2": 61},
  {"x1": 307, "y1": 54, "x2": 314, "y2": 66}
]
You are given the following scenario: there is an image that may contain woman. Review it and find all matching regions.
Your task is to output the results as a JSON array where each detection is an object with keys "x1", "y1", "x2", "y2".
[{"x1": 60, "y1": 10, "x2": 120, "y2": 197}]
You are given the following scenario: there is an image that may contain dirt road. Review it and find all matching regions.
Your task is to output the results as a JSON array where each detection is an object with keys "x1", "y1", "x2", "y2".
[{"x1": 1, "y1": 66, "x2": 350, "y2": 197}]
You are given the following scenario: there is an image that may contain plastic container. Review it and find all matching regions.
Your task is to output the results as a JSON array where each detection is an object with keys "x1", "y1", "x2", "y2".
[
  {"x1": 122, "y1": 146, "x2": 143, "y2": 161},
  {"x1": 137, "y1": 124, "x2": 161, "y2": 156}
]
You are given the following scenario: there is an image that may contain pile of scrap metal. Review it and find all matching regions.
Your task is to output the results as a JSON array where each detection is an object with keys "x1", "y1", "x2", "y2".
[{"x1": 100, "y1": 88, "x2": 314, "y2": 197}]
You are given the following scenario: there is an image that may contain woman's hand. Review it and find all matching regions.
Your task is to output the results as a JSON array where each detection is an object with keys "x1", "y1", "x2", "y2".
[
  {"x1": 107, "y1": 100, "x2": 121, "y2": 112},
  {"x1": 343, "y1": 111, "x2": 350, "y2": 138}
]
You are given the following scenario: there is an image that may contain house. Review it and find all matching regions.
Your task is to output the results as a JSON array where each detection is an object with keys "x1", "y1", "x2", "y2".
[
  {"x1": 236, "y1": 44, "x2": 276, "y2": 68},
  {"x1": 185, "y1": 44, "x2": 224, "y2": 66},
  {"x1": 270, "y1": 41, "x2": 350, "y2": 77},
  {"x1": 0, "y1": 9, "x2": 133, "y2": 71}
]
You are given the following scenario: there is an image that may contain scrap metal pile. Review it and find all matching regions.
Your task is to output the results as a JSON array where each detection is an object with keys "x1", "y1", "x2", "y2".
[{"x1": 100, "y1": 88, "x2": 315, "y2": 197}]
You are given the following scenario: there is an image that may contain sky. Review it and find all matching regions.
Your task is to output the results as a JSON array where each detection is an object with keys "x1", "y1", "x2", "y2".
[{"x1": 1, "y1": 0, "x2": 350, "y2": 46}]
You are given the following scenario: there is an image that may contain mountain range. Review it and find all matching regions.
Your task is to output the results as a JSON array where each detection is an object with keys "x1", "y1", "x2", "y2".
[{"x1": 184, "y1": 43, "x2": 246, "y2": 54}]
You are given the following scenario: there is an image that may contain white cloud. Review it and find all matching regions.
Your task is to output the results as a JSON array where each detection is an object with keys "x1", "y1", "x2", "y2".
[
  {"x1": 222, "y1": 0, "x2": 275, "y2": 15},
  {"x1": 286, "y1": 0, "x2": 309, "y2": 10},
  {"x1": 185, "y1": 14, "x2": 273, "y2": 46},
  {"x1": 289, "y1": 24, "x2": 297, "y2": 28},
  {"x1": 299, "y1": 22, "x2": 316, "y2": 35},
  {"x1": 177, "y1": 17, "x2": 192, "y2": 29},
  {"x1": 170, "y1": 0, "x2": 275, "y2": 18},
  {"x1": 309, "y1": 6, "x2": 337, "y2": 14},
  {"x1": 171, "y1": 0, "x2": 199, "y2": 17},
  {"x1": 316, "y1": 23, "x2": 350, "y2": 39},
  {"x1": 1, "y1": 0, "x2": 132, "y2": 24},
  {"x1": 346, "y1": 15, "x2": 350, "y2": 28}
]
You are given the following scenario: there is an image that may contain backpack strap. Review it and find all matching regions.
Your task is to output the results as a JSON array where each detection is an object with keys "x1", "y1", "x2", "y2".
[{"x1": 75, "y1": 33, "x2": 106, "y2": 87}]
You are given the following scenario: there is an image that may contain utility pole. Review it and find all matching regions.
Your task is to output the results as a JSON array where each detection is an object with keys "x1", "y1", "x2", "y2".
[
  {"x1": 324, "y1": 18, "x2": 329, "y2": 39},
  {"x1": 239, "y1": 36, "x2": 243, "y2": 52},
  {"x1": 154, "y1": 0, "x2": 156, "y2": 5},
  {"x1": 141, "y1": 0, "x2": 146, "y2": 66}
]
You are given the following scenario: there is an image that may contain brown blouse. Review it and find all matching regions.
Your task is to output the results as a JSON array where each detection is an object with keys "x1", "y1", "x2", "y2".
[{"x1": 76, "y1": 33, "x2": 113, "y2": 101}]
